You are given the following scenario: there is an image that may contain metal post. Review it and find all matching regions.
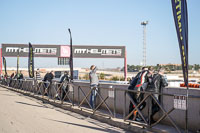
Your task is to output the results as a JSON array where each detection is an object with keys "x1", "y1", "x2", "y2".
[
  {"x1": 114, "y1": 88, "x2": 116, "y2": 118},
  {"x1": 0, "y1": 48, "x2": 2, "y2": 75},
  {"x1": 78, "y1": 86, "x2": 80, "y2": 105},
  {"x1": 185, "y1": 86, "x2": 189, "y2": 133},
  {"x1": 72, "y1": 85, "x2": 74, "y2": 106},
  {"x1": 148, "y1": 94, "x2": 152, "y2": 126},
  {"x1": 123, "y1": 91, "x2": 126, "y2": 119},
  {"x1": 124, "y1": 49, "x2": 127, "y2": 81}
]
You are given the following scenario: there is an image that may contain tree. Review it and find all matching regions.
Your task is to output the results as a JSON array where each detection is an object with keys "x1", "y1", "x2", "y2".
[
  {"x1": 83, "y1": 73, "x2": 89, "y2": 80},
  {"x1": 99, "y1": 73, "x2": 105, "y2": 80}
]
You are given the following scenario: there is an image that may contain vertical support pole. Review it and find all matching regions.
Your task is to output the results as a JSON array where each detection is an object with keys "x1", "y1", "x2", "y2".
[
  {"x1": 114, "y1": 88, "x2": 116, "y2": 118},
  {"x1": 0, "y1": 48, "x2": 2, "y2": 75},
  {"x1": 123, "y1": 91, "x2": 126, "y2": 119},
  {"x1": 148, "y1": 94, "x2": 152, "y2": 126},
  {"x1": 78, "y1": 86, "x2": 80, "y2": 105},
  {"x1": 185, "y1": 86, "x2": 189, "y2": 133},
  {"x1": 72, "y1": 85, "x2": 74, "y2": 106},
  {"x1": 124, "y1": 48, "x2": 127, "y2": 81}
]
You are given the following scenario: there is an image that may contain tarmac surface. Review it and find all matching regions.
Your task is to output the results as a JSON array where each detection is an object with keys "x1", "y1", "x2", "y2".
[{"x1": 0, "y1": 86, "x2": 130, "y2": 133}]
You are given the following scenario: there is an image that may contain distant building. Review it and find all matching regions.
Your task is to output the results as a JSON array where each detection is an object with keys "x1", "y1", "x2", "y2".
[{"x1": 158, "y1": 64, "x2": 182, "y2": 67}]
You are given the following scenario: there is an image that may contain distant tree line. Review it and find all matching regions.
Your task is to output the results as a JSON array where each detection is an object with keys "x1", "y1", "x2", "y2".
[{"x1": 121, "y1": 64, "x2": 200, "y2": 72}]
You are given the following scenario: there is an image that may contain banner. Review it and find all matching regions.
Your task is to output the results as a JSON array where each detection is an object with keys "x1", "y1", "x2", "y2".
[
  {"x1": 28, "y1": 43, "x2": 34, "y2": 78},
  {"x1": 68, "y1": 28, "x2": 73, "y2": 80},
  {"x1": 171, "y1": 0, "x2": 188, "y2": 86},
  {"x1": 2, "y1": 57, "x2": 7, "y2": 75},
  {"x1": 2, "y1": 44, "x2": 60, "y2": 57},
  {"x1": 2, "y1": 44, "x2": 125, "y2": 58}
]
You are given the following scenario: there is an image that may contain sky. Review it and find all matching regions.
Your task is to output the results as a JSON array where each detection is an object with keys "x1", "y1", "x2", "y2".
[{"x1": 0, "y1": 0, "x2": 200, "y2": 68}]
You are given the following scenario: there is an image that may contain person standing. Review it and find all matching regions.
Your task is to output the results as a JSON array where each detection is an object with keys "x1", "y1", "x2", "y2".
[
  {"x1": 35, "y1": 68, "x2": 42, "y2": 81},
  {"x1": 35, "y1": 68, "x2": 42, "y2": 93},
  {"x1": 58, "y1": 71, "x2": 70, "y2": 99},
  {"x1": 89, "y1": 65, "x2": 99, "y2": 109},
  {"x1": 149, "y1": 68, "x2": 168, "y2": 124},
  {"x1": 128, "y1": 66, "x2": 153, "y2": 121},
  {"x1": 17, "y1": 70, "x2": 24, "y2": 89},
  {"x1": 17, "y1": 70, "x2": 24, "y2": 80}
]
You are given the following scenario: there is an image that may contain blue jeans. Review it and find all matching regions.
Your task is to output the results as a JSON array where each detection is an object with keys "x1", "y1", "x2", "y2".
[{"x1": 90, "y1": 84, "x2": 98, "y2": 109}]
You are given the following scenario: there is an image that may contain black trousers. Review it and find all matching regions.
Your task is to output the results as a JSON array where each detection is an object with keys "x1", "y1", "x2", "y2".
[{"x1": 128, "y1": 92, "x2": 146, "y2": 120}]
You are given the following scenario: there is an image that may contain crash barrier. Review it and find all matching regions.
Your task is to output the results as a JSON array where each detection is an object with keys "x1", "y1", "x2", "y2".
[
  {"x1": 1, "y1": 78, "x2": 200, "y2": 132},
  {"x1": 180, "y1": 83, "x2": 200, "y2": 88}
]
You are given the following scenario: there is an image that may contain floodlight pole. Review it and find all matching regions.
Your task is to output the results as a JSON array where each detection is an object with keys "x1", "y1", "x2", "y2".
[{"x1": 141, "y1": 21, "x2": 148, "y2": 66}]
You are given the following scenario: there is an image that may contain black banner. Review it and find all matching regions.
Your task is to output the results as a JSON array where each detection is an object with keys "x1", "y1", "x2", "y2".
[
  {"x1": 171, "y1": 0, "x2": 188, "y2": 86},
  {"x1": 28, "y1": 43, "x2": 34, "y2": 78},
  {"x1": 68, "y1": 28, "x2": 73, "y2": 80},
  {"x1": 2, "y1": 57, "x2": 7, "y2": 75}
]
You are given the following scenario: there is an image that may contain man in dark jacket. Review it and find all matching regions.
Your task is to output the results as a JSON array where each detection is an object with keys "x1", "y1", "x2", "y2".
[
  {"x1": 58, "y1": 71, "x2": 70, "y2": 99},
  {"x1": 43, "y1": 71, "x2": 54, "y2": 95},
  {"x1": 43, "y1": 71, "x2": 54, "y2": 83},
  {"x1": 128, "y1": 67, "x2": 153, "y2": 120},
  {"x1": 149, "y1": 68, "x2": 168, "y2": 124}
]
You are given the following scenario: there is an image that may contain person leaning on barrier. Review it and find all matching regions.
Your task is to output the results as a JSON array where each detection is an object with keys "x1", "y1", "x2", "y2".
[
  {"x1": 17, "y1": 71, "x2": 24, "y2": 80},
  {"x1": 8, "y1": 72, "x2": 15, "y2": 87},
  {"x1": 58, "y1": 71, "x2": 70, "y2": 99},
  {"x1": 43, "y1": 71, "x2": 54, "y2": 83},
  {"x1": 128, "y1": 67, "x2": 147, "y2": 120},
  {"x1": 89, "y1": 65, "x2": 99, "y2": 109},
  {"x1": 17, "y1": 71, "x2": 24, "y2": 89},
  {"x1": 43, "y1": 71, "x2": 54, "y2": 95},
  {"x1": 13, "y1": 71, "x2": 18, "y2": 79},
  {"x1": 128, "y1": 66, "x2": 153, "y2": 121},
  {"x1": 147, "y1": 68, "x2": 168, "y2": 124}
]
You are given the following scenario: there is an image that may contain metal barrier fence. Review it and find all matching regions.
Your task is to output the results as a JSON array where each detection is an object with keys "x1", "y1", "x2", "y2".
[{"x1": 1, "y1": 78, "x2": 199, "y2": 133}]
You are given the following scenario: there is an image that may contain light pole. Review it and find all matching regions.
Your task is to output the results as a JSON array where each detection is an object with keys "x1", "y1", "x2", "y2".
[{"x1": 141, "y1": 21, "x2": 148, "y2": 66}]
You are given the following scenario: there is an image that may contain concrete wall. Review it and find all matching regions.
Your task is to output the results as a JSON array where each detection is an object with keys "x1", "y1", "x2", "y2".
[{"x1": 68, "y1": 81, "x2": 200, "y2": 132}]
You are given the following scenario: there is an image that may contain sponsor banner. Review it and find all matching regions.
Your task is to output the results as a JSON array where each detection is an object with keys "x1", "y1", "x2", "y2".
[
  {"x1": 72, "y1": 45, "x2": 125, "y2": 58},
  {"x1": 2, "y1": 44, "x2": 125, "y2": 58},
  {"x1": 171, "y1": 0, "x2": 188, "y2": 86},
  {"x1": 2, "y1": 44, "x2": 60, "y2": 57}
]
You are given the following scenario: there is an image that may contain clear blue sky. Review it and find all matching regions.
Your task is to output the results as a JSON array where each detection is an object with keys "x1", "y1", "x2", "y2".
[{"x1": 0, "y1": 0, "x2": 199, "y2": 68}]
